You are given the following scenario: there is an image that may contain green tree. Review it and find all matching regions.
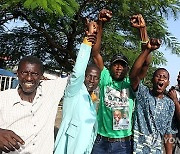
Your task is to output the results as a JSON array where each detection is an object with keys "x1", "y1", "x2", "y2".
[
  {"x1": 0, "y1": 0, "x2": 180, "y2": 80},
  {"x1": 2, "y1": 0, "x2": 79, "y2": 17}
]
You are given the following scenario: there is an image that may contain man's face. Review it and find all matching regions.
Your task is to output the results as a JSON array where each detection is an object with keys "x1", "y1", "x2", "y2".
[
  {"x1": 113, "y1": 110, "x2": 122, "y2": 122},
  {"x1": 152, "y1": 69, "x2": 169, "y2": 94},
  {"x1": 17, "y1": 62, "x2": 43, "y2": 94},
  {"x1": 84, "y1": 67, "x2": 100, "y2": 93},
  {"x1": 110, "y1": 61, "x2": 128, "y2": 81}
]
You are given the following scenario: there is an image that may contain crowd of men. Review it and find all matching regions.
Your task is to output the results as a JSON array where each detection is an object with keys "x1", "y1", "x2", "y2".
[{"x1": 0, "y1": 9, "x2": 180, "y2": 154}]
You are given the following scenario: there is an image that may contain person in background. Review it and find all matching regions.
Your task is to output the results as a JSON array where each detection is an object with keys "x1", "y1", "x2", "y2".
[
  {"x1": 0, "y1": 56, "x2": 67, "y2": 154},
  {"x1": 54, "y1": 20, "x2": 101, "y2": 154},
  {"x1": 168, "y1": 71, "x2": 180, "y2": 153},
  {"x1": 91, "y1": 9, "x2": 135, "y2": 154}
]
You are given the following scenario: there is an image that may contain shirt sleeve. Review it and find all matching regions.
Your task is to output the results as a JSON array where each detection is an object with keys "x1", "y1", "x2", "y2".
[
  {"x1": 65, "y1": 43, "x2": 92, "y2": 97},
  {"x1": 99, "y1": 67, "x2": 111, "y2": 86},
  {"x1": 165, "y1": 100, "x2": 177, "y2": 135},
  {"x1": 135, "y1": 83, "x2": 148, "y2": 99}
]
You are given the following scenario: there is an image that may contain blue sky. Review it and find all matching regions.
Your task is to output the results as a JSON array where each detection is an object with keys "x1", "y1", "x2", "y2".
[{"x1": 159, "y1": 18, "x2": 180, "y2": 88}]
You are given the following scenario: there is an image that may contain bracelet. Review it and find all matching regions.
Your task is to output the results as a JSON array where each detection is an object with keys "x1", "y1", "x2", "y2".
[
  {"x1": 83, "y1": 37, "x2": 92, "y2": 46},
  {"x1": 141, "y1": 40, "x2": 149, "y2": 44}
]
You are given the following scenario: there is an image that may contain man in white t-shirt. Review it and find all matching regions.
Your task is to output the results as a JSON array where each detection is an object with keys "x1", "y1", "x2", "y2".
[{"x1": 0, "y1": 56, "x2": 67, "y2": 154}]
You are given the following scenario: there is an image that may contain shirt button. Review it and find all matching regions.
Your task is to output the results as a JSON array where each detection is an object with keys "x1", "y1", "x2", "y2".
[
  {"x1": 34, "y1": 125, "x2": 36, "y2": 127},
  {"x1": 33, "y1": 143, "x2": 35, "y2": 146}
]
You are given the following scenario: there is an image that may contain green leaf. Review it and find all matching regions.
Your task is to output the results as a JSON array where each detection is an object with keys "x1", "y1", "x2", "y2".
[{"x1": 24, "y1": 0, "x2": 34, "y2": 8}]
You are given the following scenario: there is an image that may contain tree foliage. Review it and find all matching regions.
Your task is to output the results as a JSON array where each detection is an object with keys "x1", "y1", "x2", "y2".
[
  {"x1": 0, "y1": 0, "x2": 180, "y2": 81},
  {"x1": 2, "y1": 0, "x2": 79, "y2": 17}
]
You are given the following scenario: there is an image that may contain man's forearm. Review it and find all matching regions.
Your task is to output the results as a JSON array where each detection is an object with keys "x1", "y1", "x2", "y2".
[
  {"x1": 92, "y1": 21, "x2": 103, "y2": 57},
  {"x1": 140, "y1": 27, "x2": 148, "y2": 42},
  {"x1": 164, "y1": 134, "x2": 173, "y2": 154}
]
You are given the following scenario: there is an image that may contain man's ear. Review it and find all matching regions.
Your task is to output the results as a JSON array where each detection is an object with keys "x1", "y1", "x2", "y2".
[
  {"x1": 124, "y1": 66, "x2": 129, "y2": 73},
  {"x1": 126, "y1": 66, "x2": 129, "y2": 71}
]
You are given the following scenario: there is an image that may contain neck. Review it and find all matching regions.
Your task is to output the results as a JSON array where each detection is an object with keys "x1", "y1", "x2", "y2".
[
  {"x1": 18, "y1": 88, "x2": 36, "y2": 103},
  {"x1": 89, "y1": 91, "x2": 93, "y2": 95},
  {"x1": 151, "y1": 90, "x2": 164, "y2": 99}
]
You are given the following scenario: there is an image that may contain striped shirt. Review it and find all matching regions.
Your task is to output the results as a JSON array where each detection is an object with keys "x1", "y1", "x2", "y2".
[{"x1": 0, "y1": 77, "x2": 67, "y2": 154}]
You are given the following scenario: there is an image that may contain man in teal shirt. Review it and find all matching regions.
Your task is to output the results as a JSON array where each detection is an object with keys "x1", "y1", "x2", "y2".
[{"x1": 54, "y1": 21, "x2": 101, "y2": 154}]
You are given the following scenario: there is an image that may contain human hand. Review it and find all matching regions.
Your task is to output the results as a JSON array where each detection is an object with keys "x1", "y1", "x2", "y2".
[
  {"x1": 145, "y1": 38, "x2": 161, "y2": 51},
  {"x1": 130, "y1": 14, "x2": 146, "y2": 29},
  {"x1": 98, "y1": 9, "x2": 112, "y2": 22},
  {"x1": 0, "y1": 129, "x2": 25, "y2": 153},
  {"x1": 85, "y1": 19, "x2": 98, "y2": 45},
  {"x1": 168, "y1": 87, "x2": 179, "y2": 102}
]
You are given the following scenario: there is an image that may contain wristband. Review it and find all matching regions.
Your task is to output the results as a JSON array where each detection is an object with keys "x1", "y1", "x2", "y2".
[
  {"x1": 141, "y1": 40, "x2": 149, "y2": 44},
  {"x1": 83, "y1": 37, "x2": 92, "y2": 46}
]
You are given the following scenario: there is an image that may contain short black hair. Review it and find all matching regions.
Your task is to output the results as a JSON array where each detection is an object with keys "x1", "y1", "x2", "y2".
[
  {"x1": 153, "y1": 68, "x2": 169, "y2": 79},
  {"x1": 86, "y1": 63, "x2": 100, "y2": 74},
  {"x1": 18, "y1": 56, "x2": 44, "y2": 74}
]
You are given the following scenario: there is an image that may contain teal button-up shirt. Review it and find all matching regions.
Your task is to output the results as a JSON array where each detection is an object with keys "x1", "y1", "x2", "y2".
[{"x1": 54, "y1": 43, "x2": 97, "y2": 154}]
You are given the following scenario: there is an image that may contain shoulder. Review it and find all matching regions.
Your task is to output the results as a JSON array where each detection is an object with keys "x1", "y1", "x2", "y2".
[
  {"x1": 164, "y1": 95, "x2": 175, "y2": 106},
  {"x1": 41, "y1": 77, "x2": 68, "y2": 86},
  {"x1": 0, "y1": 89, "x2": 18, "y2": 108},
  {"x1": 101, "y1": 66, "x2": 110, "y2": 76},
  {"x1": 40, "y1": 77, "x2": 68, "y2": 93},
  {"x1": 137, "y1": 83, "x2": 149, "y2": 93},
  {"x1": 100, "y1": 66, "x2": 112, "y2": 85},
  {"x1": 0, "y1": 88, "x2": 17, "y2": 96}
]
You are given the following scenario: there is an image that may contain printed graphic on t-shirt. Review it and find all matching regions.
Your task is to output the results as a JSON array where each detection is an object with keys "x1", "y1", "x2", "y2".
[
  {"x1": 112, "y1": 107, "x2": 129, "y2": 130},
  {"x1": 104, "y1": 86, "x2": 130, "y2": 130}
]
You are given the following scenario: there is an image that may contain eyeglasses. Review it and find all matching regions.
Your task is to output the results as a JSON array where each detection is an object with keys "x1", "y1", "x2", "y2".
[{"x1": 20, "y1": 71, "x2": 40, "y2": 77}]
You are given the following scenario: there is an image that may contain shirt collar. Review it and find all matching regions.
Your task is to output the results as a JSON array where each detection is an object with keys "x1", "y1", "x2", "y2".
[{"x1": 13, "y1": 81, "x2": 43, "y2": 106}]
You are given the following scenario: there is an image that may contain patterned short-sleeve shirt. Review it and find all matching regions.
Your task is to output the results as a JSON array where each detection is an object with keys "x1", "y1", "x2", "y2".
[{"x1": 133, "y1": 83, "x2": 177, "y2": 154}]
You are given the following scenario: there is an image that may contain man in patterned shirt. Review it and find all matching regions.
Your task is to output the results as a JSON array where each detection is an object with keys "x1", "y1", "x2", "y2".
[{"x1": 130, "y1": 35, "x2": 176, "y2": 153}]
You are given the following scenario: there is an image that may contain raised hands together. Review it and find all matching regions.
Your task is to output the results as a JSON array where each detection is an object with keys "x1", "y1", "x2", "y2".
[{"x1": 85, "y1": 19, "x2": 98, "y2": 45}]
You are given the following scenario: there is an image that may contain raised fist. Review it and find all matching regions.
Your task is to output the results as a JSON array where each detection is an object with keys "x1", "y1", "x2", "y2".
[
  {"x1": 147, "y1": 38, "x2": 161, "y2": 51},
  {"x1": 130, "y1": 14, "x2": 146, "y2": 29},
  {"x1": 85, "y1": 19, "x2": 98, "y2": 45},
  {"x1": 98, "y1": 9, "x2": 112, "y2": 22}
]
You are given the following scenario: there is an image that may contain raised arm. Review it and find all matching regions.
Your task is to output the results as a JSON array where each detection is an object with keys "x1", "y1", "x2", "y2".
[
  {"x1": 92, "y1": 9, "x2": 112, "y2": 71},
  {"x1": 65, "y1": 20, "x2": 98, "y2": 95},
  {"x1": 164, "y1": 134, "x2": 174, "y2": 154},
  {"x1": 130, "y1": 14, "x2": 151, "y2": 79},
  {"x1": 129, "y1": 39, "x2": 161, "y2": 91}
]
